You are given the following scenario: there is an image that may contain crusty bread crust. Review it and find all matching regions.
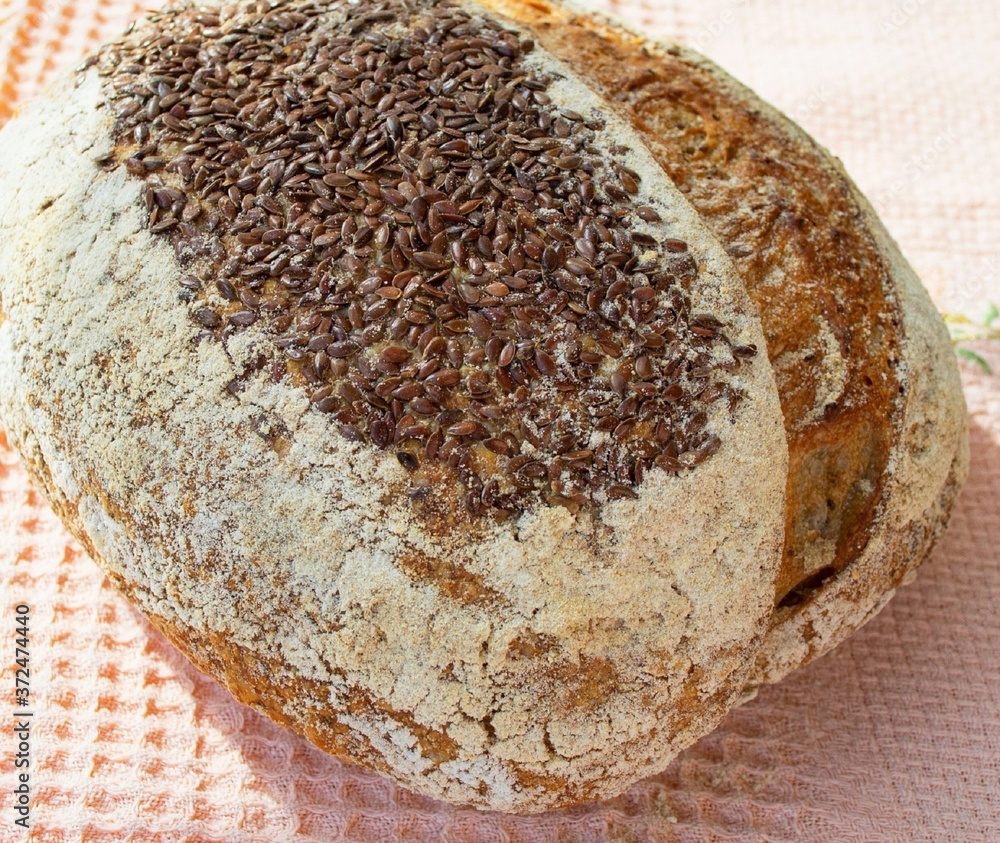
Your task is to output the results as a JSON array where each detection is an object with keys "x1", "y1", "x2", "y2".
[
  {"x1": 478, "y1": 0, "x2": 968, "y2": 684},
  {"x1": 750, "y1": 180, "x2": 969, "y2": 681},
  {"x1": 0, "y1": 13, "x2": 786, "y2": 813}
]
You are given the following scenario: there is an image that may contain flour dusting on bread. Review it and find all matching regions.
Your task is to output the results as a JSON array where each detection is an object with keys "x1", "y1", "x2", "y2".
[{"x1": 0, "y1": 0, "x2": 787, "y2": 812}]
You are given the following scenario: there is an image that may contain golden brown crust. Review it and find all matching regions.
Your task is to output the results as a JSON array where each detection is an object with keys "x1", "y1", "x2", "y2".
[{"x1": 480, "y1": 0, "x2": 967, "y2": 683}]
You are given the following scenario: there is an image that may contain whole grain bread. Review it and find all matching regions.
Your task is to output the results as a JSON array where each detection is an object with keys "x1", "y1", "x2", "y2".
[{"x1": 0, "y1": 0, "x2": 967, "y2": 815}]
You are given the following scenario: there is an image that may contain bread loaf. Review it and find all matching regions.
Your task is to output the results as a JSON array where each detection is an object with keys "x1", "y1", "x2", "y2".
[{"x1": 0, "y1": 0, "x2": 965, "y2": 813}]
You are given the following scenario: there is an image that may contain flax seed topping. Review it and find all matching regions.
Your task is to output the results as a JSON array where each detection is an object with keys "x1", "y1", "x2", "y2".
[{"x1": 88, "y1": 0, "x2": 755, "y2": 515}]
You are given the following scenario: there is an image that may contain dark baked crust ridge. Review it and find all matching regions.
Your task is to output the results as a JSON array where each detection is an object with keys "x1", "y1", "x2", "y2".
[
  {"x1": 750, "y1": 178, "x2": 969, "y2": 680},
  {"x1": 478, "y1": 0, "x2": 968, "y2": 681}
]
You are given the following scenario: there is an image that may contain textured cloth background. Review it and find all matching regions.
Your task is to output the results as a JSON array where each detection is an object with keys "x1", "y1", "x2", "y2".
[{"x1": 1, "y1": 0, "x2": 998, "y2": 840}]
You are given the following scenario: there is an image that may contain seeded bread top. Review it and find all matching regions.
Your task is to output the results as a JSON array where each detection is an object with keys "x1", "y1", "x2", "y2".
[
  {"x1": 0, "y1": 0, "x2": 786, "y2": 813},
  {"x1": 88, "y1": 0, "x2": 761, "y2": 518}
]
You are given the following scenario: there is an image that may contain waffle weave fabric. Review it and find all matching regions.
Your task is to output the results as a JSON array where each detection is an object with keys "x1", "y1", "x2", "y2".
[{"x1": 1, "y1": 1, "x2": 998, "y2": 841}]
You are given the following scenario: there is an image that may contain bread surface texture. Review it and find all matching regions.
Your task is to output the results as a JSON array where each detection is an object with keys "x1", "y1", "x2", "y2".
[
  {"x1": 0, "y1": 0, "x2": 787, "y2": 813},
  {"x1": 479, "y1": 0, "x2": 969, "y2": 683}
]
